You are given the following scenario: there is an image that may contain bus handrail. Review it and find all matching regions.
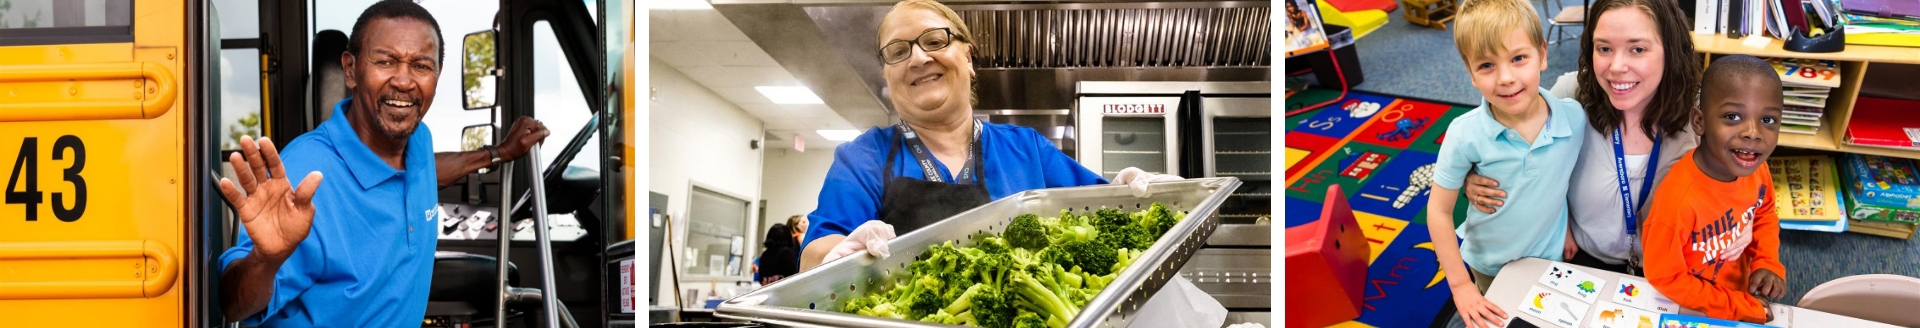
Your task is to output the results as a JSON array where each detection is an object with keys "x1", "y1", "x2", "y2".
[
  {"x1": 0, "y1": 240, "x2": 179, "y2": 299},
  {"x1": 0, "y1": 62, "x2": 178, "y2": 122}
]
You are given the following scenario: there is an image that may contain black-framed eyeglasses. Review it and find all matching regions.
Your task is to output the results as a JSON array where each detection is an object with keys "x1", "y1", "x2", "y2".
[{"x1": 880, "y1": 28, "x2": 964, "y2": 65}]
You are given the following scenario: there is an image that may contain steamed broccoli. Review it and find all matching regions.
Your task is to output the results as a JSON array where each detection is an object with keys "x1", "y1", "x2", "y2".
[
  {"x1": 837, "y1": 203, "x2": 1189, "y2": 327},
  {"x1": 1012, "y1": 311, "x2": 1050, "y2": 328},
  {"x1": 1005, "y1": 214, "x2": 1050, "y2": 250},
  {"x1": 1050, "y1": 239, "x2": 1118, "y2": 275}
]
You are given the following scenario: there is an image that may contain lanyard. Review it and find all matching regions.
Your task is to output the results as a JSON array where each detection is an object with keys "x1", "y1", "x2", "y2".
[
  {"x1": 898, "y1": 121, "x2": 983, "y2": 184},
  {"x1": 1613, "y1": 127, "x2": 1661, "y2": 236}
]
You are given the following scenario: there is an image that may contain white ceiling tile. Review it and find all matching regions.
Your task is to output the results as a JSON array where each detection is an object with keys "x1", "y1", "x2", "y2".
[
  {"x1": 701, "y1": 41, "x2": 782, "y2": 67},
  {"x1": 741, "y1": 104, "x2": 787, "y2": 117},
  {"x1": 648, "y1": 7, "x2": 869, "y2": 141},
  {"x1": 681, "y1": 66, "x2": 795, "y2": 88},
  {"x1": 650, "y1": 42, "x2": 719, "y2": 68},
  {"x1": 650, "y1": 10, "x2": 752, "y2": 42},
  {"x1": 761, "y1": 118, "x2": 824, "y2": 130},
  {"x1": 709, "y1": 86, "x2": 774, "y2": 106},
  {"x1": 647, "y1": 11, "x2": 691, "y2": 42}
]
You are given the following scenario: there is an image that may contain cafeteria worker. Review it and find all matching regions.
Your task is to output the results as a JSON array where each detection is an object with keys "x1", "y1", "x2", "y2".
[{"x1": 798, "y1": 0, "x2": 1179, "y2": 270}]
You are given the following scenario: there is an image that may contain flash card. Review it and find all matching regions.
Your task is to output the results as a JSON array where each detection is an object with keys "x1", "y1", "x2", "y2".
[
  {"x1": 1520, "y1": 285, "x2": 1589, "y2": 328},
  {"x1": 1589, "y1": 301, "x2": 1658, "y2": 328},
  {"x1": 1612, "y1": 276, "x2": 1680, "y2": 313},
  {"x1": 1539, "y1": 263, "x2": 1606, "y2": 304}
]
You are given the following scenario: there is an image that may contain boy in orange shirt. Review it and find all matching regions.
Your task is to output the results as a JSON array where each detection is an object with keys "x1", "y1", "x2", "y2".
[{"x1": 1642, "y1": 55, "x2": 1788, "y2": 323}]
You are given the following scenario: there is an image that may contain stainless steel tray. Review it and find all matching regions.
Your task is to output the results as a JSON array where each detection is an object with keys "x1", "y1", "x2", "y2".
[{"x1": 716, "y1": 177, "x2": 1243, "y2": 328}]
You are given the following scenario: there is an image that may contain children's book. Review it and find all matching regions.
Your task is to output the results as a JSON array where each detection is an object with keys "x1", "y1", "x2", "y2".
[
  {"x1": 1784, "y1": 104, "x2": 1825, "y2": 115},
  {"x1": 1284, "y1": 0, "x2": 1329, "y2": 57},
  {"x1": 1781, "y1": 124, "x2": 1818, "y2": 135},
  {"x1": 1763, "y1": 57, "x2": 1843, "y2": 88},
  {"x1": 1782, "y1": 111, "x2": 1821, "y2": 121},
  {"x1": 1785, "y1": 95, "x2": 1829, "y2": 108},
  {"x1": 1782, "y1": 117, "x2": 1822, "y2": 127},
  {"x1": 1782, "y1": 88, "x2": 1831, "y2": 98}
]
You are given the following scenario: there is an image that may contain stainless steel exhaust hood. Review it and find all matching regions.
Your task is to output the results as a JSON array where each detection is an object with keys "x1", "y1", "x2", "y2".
[{"x1": 711, "y1": 0, "x2": 1271, "y2": 123}]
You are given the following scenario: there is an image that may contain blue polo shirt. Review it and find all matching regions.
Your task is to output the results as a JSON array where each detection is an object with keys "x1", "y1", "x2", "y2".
[
  {"x1": 218, "y1": 99, "x2": 440, "y2": 327},
  {"x1": 801, "y1": 122, "x2": 1107, "y2": 247},
  {"x1": 1430, "y1": 87, "x2": 1587, "y2": 276}
]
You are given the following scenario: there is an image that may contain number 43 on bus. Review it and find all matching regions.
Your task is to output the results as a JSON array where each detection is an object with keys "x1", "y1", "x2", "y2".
[{"x1": 5, "y1": 136, "x2": 87, "y2": 222}]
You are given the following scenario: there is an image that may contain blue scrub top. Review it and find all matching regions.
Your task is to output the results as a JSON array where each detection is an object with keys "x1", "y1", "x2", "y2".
[
  {"x1": 218, "y1": 99, "x2": 441, "y2": 327},
  {"x1": 801, "y1": 122, "x2": 1107, "y2": 247}
]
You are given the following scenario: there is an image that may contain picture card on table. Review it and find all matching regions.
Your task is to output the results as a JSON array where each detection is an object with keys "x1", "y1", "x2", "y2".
[
  {"x1": 1519, "y1": 285, "x2": 1590, "y2": 328},
  {"x1": 1539, "y1": 262, "x2": 1606, "y2": 304},
  {"x1": 1588, "y1": 301, "x2": 1658, "y2": 328},
  {"x1": 1612, "y1": 276, "x2": 1680, "y2": 313}
]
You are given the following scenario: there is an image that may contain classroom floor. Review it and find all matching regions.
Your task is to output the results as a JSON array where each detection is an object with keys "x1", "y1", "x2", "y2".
[{"x1": 1289, "y1": 0, "x2": 1920, "y2": 318}]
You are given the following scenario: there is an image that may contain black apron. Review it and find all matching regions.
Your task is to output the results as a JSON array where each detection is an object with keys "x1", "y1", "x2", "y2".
[{"x1": 876, "y1": 122, "x2": 989, "y2": 234}]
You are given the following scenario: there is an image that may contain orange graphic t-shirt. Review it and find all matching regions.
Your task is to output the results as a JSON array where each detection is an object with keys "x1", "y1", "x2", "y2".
[{"x1": 1642, "y1": 149, "x2": 1784, "y2": 323}]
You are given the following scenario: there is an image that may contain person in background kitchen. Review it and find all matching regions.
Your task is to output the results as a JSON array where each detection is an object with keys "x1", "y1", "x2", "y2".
[
  {"x1": 756, "y1": 224, "x2": 800, "y2": 285},
  {"x1": 787, "y1": 214, "x2": 808, "y2": 247},
  {"x1": 754, "y1": 215, "x2": 809, "y2": 282},
  {"x1": 797, "y1": 0, "x2": 1182, "y2": 270}
]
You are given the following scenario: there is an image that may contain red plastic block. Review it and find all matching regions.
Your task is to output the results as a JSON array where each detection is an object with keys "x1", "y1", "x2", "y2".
[{"x1": 1286, "y1": 184, "x2": 1371, "y2": 328}]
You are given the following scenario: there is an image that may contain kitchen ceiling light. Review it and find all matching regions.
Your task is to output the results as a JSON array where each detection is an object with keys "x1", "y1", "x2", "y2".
[
  {"x1": 755, "y1": 86, "x2": 825, "y2": 104},
  {"x1": 816, "y1": 129, "x2": 862, "y2": 141}
]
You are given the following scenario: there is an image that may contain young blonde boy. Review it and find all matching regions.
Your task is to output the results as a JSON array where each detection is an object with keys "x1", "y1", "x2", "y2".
[{"x1": 1425, "y1": 0, "x2": 1589, "y2": 327}]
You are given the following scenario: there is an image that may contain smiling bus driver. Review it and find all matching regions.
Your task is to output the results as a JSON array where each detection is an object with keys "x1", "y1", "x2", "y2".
[{"x1": 212, "y1": 1, "x2": 549, "y2": 326}]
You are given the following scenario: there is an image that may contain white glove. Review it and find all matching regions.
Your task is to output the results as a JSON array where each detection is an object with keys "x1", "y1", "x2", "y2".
[
  {"x1": 821, "y1": 220, "x2": 897, "y2": 264},
  {"x1": 1125, "y1": 275, "x2": 1227, "y2": 328},
  {"x1": 1114, "y1": 167, "x2": 1184, "y2": 197}
]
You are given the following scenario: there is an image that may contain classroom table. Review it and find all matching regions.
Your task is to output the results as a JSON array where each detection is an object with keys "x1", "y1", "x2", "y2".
[{"x1": 1485, "y1": 258, "x2": 1899, "y2": 328}]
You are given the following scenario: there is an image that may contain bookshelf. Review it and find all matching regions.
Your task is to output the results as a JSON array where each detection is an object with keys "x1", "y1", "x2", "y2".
[{"x1": 1694, "y1": 34, "x2": 1920, "y2": 238}]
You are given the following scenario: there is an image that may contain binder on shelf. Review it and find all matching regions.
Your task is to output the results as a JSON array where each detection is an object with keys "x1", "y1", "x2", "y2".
[
  {"x1": 1842, "y1": 0, "x2": 1920, "y2": 21},
  {"x1": 1768, "y1": 0, "x2": 1787, "y2": 39},
  {"x1": 1785, "y1": 0, "x2": 1811, "y2": 34},
  {"x1": 1844, "y1": 97, "x2": 1920, "y2": 150},
  {"x1": 1699, "y1": 0, "x2": 1720, "y2": 34},
  {"x1": 1728, "y1": 0, "x2": 1743, "y2": 35},
  {"x1": 1731, "y1": 0, "x2": 1749, "y2": 38}
]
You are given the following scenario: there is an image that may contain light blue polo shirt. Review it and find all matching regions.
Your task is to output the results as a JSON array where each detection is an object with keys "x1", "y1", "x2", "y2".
[
  {"x1": 1430, "y1": 87, "x2": 1586, "y2": 276},
  {"x1": 218, "y1": 99, "x2": 440, "y2": 327}
]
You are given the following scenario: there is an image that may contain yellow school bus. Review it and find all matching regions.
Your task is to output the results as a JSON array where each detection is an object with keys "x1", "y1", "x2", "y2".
[
  {"x1": 0, "y1": 0, "x2": 190, "y2": 325},
  {"x1": 0, "y1": 0, "x2": 635, "y2": 326}
]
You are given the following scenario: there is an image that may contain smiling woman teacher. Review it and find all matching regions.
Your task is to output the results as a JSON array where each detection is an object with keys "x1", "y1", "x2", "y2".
[
  {"x1": 797, "y1": 0, "x2": 1177, "y2": 270},
  {"x1": 1462, "y1": 0, "x2": 1701, "y2": 275}
]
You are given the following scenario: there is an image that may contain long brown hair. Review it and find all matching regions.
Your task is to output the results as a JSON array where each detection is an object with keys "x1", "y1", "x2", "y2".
[{"x1": 1576, "y1": 0, "x2": 1700, "y2": 137}]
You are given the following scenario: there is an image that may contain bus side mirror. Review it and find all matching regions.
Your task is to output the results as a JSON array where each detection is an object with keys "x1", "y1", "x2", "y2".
[
  {"x1": 463, "y1": 124, "x2": 495, "y2": 177},
  {"x1": 462, "y1": 124, "x2": 495, "y2": 151},
  {"x1": 462, "y1": 30, "x2": 497, "y2": 110}
]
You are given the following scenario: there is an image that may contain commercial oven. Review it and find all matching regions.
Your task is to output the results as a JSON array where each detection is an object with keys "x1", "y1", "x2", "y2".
[{"x1": 1076, "y1": 81, "x2": 1270, "y2": 223}]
